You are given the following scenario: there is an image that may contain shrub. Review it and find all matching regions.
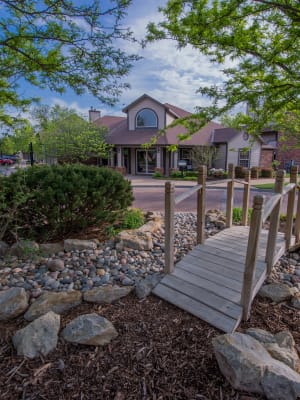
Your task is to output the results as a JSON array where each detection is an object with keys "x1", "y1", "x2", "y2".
[
  {"x1": 261, "y1": 168, "x2": 274, "y2": 178},
  {"x1": 208, "y1": 168, "x2": 227, "y2": 178},
  {"x1": 232, "y1": 207, "x2": 253, "y2": 224},
  {"x1": 235, "y1": 166, "x2": 247, "y2": 179},
  {"x1": 251, "y1": 166, "x2": 260, "y2": 179},
  {"x1": 120, "y1": 208, "x2": 145, "y2": 230},
  {"x1": 170, "y1": 170, "x2": 183, "y2": 178},
  {"x1": 153, "y1": 171, "x2": 163, "y2": 178},
  {"x1": 0, "y1": 164, "x2": 133, "y2": 242},
  {"x1": 185, "y1": 171, "x2": 198, "y2": 177}
]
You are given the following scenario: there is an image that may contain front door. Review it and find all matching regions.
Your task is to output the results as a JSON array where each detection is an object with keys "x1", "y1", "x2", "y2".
[{"x1": 136, "y1": 149, "x2": 156, "y2": 174}]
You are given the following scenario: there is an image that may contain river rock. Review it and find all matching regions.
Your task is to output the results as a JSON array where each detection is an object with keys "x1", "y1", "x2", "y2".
[
  {"x1": 83, "y1": 286, "x2": 132, "y2": 304},
  {"x1": 213, "y1": 332, "x2": 300, "y2": 400},
  {"x1": 24, "y1": 290, "x2": 82, "y2": 321},
  {"x1": 61, "y1": 313, "x2": 117, "y2": 345},
  {"x1": 47, "y1": 258, "x2": 65, "y2": 272},
  {"x1": 258, "y1": 283, "x2": 294, "y2": 303},
  {"x1": 291, "y1": 293, "x2": 300, "y2": 309},
  {"x1": 64, "y1": 239, "x2": 97, "y2": 252},
  {"x1": 13, "y1": 311, "x2": 60, "y2": 359},
  {"x1": 0, "y1": 287, "x2": 29, "y2": 320}
]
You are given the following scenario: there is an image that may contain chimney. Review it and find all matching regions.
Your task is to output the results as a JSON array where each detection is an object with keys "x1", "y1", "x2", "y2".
[{"x1": 89, "y1": 107, "x2": 101, "y2": 122}]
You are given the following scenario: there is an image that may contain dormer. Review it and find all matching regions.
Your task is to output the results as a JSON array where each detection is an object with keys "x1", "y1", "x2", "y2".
[{"x1": 122, "y1": 94, "x2": 176, "y2": 131}]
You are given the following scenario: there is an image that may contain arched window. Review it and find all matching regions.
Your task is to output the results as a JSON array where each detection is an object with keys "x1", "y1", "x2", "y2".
[{"x1": 135, "y1": 108, "x2": 158, "y2": 128}]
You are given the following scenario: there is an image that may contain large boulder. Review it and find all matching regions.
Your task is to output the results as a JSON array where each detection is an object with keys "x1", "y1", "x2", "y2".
[
  {"x1": 258, "y1": 283, "x2": 295, "y2": 303},
  {"x1": 213, "y1": 332, "x2": 300, "y2": 400},
  {"x1": 61, "y1": 313, "x2": 117, "y2": 345},
  {"x1": 40, "y1": 243, "x2": 64, "y2": 256},
  {"x1": 116, "y1": 231, "x2": 153, "y2": 251},
  {"x1": 83, "y1": 286, "x2": 132, "y2": 304},
  {"x1": 8, "y1": 241, "x2": 39, "y2": 258},
  {"x1": 24, "y1": 290, "x2": 82, "y2": 321},
  {"x1": 64, "y1": 239, "x2": 97, "y2": 252},
  {"x1": 47, "y1": 258, "x2": 65, "y2": 272},
  {"x1": 135, "y1": 273, "x2": 163, "y2": 299},
  {"x1": 0, "y1": 287, "x2": 29, "y2": 320},
  {"x1": 13, "y1": 311, "x2": 60, "y2": 359}
]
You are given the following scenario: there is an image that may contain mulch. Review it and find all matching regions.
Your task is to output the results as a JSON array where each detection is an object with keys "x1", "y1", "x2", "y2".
[{"x1": 0, "y1": 293, "x2": 299, "y2": 400}]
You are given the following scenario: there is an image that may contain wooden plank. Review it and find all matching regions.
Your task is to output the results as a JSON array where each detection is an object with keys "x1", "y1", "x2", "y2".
[
  {"x1": 173, "y1": 267, "x2": 241, "y2": 303},
  {"x1": 183, "y1": 252, "x2": 246, "y2": 280},
  {"x1": 165, "y1": 182, "x2": 175, "y2": 273},
  {"x1": 197, "y1": 166, "x2": 206, "y2": 244},
  {"x1": 192, "y1": 244, "x2": 266, "y2": 270},
  {"x1": 162, "y1": 274, "x2": 242, "y2": 319},
  {"x1": 177, "y1": 259, "x2": 243, "y2": 292},
  {"x1": 153, "y1": 283, "x2": 238, "y2": 333}
]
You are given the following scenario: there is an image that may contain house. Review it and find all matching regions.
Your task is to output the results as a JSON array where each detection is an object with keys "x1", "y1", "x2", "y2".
[
  {"x1": 90, "y1": 93, "x2": 298, "y2": 175},
  {"x1": 91, "y1": 94, "x2": 223, "y2": 175}
]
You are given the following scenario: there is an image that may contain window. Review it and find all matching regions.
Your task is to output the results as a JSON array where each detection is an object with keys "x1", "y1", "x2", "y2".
[
  {"x1": 238, "y1": 149, "x2": 251, "y2": 168},
  {"x1": 136, "y1": 109, "x2": 158, "y2": 128}
]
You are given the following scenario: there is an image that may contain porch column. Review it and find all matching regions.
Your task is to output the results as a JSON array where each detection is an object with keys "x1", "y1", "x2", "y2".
[
  {"x1": 156, "y1": 147, "x2": 161, "y2": 168},
  {"x1": 173, "y1": 150, "x2": 178, "y2": 169},
  {"x1": 110, "y1": 149, "x2": 115, "y2": 167},
  {"x1": 117, "y1": 147, "x2": 122, "y2": 167}
]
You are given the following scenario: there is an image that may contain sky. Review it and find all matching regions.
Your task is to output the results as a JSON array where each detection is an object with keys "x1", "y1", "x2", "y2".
[{"x1": 20, "y1": 0, "x2": 230, "y2": 120}]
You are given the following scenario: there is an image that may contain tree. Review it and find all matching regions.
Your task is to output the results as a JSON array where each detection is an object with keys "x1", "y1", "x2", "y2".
[
  {"x1": 0, "y1": 120, "x2": 37, "y2": 154},
  {"x1": 147, "y1": 1, "x2": 300, "y2": 137},
  {"x1": 0, "y1": 0, "x2": 139, "y2": 125},
  {"x1": 191, "y1": 146, "x2": 217, "y2": 169},
  {"x1": 34, "y1": 105, "x2": 109, "y2": 162}
]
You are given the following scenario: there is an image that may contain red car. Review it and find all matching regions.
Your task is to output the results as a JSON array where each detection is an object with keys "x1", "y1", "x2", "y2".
[{"x1": 0, "y1": 158, "x2": 14, "y2": 165}]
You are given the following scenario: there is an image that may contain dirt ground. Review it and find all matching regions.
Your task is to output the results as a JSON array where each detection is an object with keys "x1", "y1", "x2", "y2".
[{"x1": 0, "y1": 293, "x2": 299, "y2": 400}]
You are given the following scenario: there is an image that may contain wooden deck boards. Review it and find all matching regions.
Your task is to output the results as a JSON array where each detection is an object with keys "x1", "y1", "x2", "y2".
[{"x1": 152, "y1": 226, "x2": 291, "y2": 333}]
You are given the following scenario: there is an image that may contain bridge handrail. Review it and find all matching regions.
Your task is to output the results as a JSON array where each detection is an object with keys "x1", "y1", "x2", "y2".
[
  {"x1": 262, "y1": 193, "x2": 282, "y2": 224},
  {"x1": 174, "y1": 184, "x2": 202, "y2": 205}
]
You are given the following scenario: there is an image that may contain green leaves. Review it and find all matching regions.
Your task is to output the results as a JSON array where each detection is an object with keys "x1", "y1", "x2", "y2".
[
  {"x1": 0, "y1": 0, "x2": 139, "y2": 125},
  {"x1": 147, "y1": 0, "x2": 300, "y2": 137}
]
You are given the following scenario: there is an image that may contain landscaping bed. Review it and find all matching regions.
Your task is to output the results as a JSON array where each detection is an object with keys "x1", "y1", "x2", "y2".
[{"x1": 0, "y1": 293, "x2": 298, "y2": 400}]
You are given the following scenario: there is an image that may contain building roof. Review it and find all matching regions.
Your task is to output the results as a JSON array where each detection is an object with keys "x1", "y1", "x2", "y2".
[
  {"x1": 212, "y1": 128, "x2": 240, "y2": 143},
  {"x1": 93, "y1": 115, "x2": 126, "y2": 129},
  {"x1": 164, "y1": 103, "x2": 191, "y2": 118}
]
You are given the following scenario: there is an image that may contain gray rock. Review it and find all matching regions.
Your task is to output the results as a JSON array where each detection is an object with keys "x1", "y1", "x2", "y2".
[
  {"x1": 245, "y1": 328, "x2": 277, "y2": 344},
  {"x1": 0, "y1": 241, "x2": 9, "y2": 257},
  {"x1": 213, "y1": 332, "x2": 300, "y2": 400},
  {"x1": 9, "y1": 241, "x2": 39, "y2": 258},
  {"x1": 0, "y1": 287, "x2": 29, "y2": 320},
  {"x1": 83, "y1": 286, "x2": 132, "y2": 304},
  {"x1": 47, "y1": 258, "x2": 65, "y2": 272},
  {"x1": 61, "y1": 313, "x2": 117, "y2": 345},
  {"x1": 135, "y1": 273, "x2": 163, "y2": 299},
  {"x1": 116, "y1": 231, "x2": 153, "y2": 251},
  {"x1": 64, "y1": 239, "x2": 97, "y2": 252},
  {"x1": 24, "y1": 290, "x2": 82, "y2": 321},
  {"x1": 13, "y1": 311, "x2": 60, "y2": 359},
  {"x1": 291, "y1": 293, "x2": 300, "y2": 309},
  {"x1": 258, "y1": 283, "x2": 294, "y2": 303},
  {"x1": 40, "y1": 243, "x2": 64, "y2": 256}
]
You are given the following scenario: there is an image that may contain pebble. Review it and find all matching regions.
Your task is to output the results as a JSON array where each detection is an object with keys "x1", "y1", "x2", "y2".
[{"x1": 2, "y1": 211, "x2": 300, "y2": 299}]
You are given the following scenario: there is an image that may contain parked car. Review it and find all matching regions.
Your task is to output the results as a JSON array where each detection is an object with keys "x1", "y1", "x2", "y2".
[{"x1": 0, "y1": 158, "x2": 14, "y2": 165}]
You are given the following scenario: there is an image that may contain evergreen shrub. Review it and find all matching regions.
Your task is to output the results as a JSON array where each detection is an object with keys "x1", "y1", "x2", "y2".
[
  {"x1": 0, "y1": 164, "x2": 133, "y2": 242},
  {"x1": 261, "y1": 168, "x2": 274, "y2": 178},
  {"x1": 235, "y1": 166, "x2": 247, "y2": 179}
]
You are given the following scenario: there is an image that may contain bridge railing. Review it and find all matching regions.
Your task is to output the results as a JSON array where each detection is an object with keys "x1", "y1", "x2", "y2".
[
  {"x1": 241, "y1": 166, "x2": 299, "y2": 319},
  {"x1": 164, "y1": 163, "x2": 251, "y2": 273}
]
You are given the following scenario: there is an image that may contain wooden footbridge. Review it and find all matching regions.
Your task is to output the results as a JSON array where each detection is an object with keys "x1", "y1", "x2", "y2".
[{"x1": 153, "y1": 165, "x2": 300, "y2": 332}]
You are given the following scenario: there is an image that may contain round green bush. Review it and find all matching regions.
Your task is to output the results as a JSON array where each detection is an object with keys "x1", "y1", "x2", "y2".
[{"x1": 0, "y1": 164, "x2": 133, "y2": 242}]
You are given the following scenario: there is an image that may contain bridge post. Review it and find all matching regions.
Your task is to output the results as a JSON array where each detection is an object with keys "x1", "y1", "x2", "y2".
[
  {"x1": 226, "y1": 163, "x2": 235, "y2": 228},
  {"x1": 242, "y1": 195, "x2": 264, "y2": 320},
  {"x1": 265, "y1": 170, "x2": 285, "y2": 275},
  {"x1": 286, "y1": 166, "x2": 298, "y2": 249},
  {"x1": 165, "y1": 182, "x2": 175, "y2": 274},
  {"x1": 295, "y1": 186, "x2": 300, "y2": 243},
  {"x1": 197, "y1": 165, "x2": 206, "y2": 244},
  {"x1": 242, "y1": 169, "x2": 251, "y2": 225}
]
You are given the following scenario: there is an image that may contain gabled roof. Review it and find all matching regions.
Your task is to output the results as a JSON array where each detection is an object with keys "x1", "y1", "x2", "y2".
[
  {"x1": 93, "y1": 115, "x2": 126, "y2": 129},
  {"x1": 212, "y1": 128, "x2": 240, "y2": 143},
  {"x1": 164, "y1": 103, "x2": 191, "y2": 118},
  {"x1": 122, "y1": 93, "x2": 165, "y2": 113}
]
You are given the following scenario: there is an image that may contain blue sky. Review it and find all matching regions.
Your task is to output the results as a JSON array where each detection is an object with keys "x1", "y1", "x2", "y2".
[{"x1": 20, "y1": 0, "x2": 230, "y2": 120}]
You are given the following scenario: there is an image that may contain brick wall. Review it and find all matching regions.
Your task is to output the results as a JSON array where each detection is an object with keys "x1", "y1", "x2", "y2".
[
  {"x1": 259, "y1": 149, "x2": 274, "y2": 168},
  {"x1": 277, "y1": 133, "x2": 300, "y2": 168}
]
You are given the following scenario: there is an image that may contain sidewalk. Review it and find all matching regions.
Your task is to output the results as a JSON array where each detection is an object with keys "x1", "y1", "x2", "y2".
[{"x1": 127, "y1": 174, "x2": 280, "y2": 189}]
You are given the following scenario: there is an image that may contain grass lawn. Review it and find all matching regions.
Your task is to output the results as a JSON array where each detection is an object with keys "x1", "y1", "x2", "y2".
[{"x1": 253, "y1": 183, "x2": 275, "y2": 190}]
